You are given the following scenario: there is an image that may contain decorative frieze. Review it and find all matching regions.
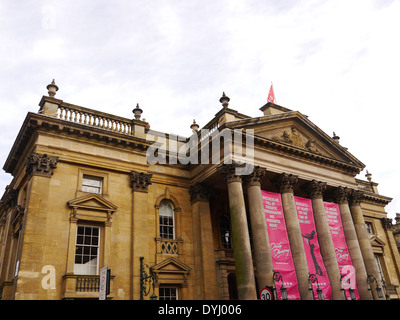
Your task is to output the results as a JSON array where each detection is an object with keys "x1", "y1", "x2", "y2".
[
  {"x1": 277, "y1": 172, "x2": 298, "y2": 193},
  {"x1": 130, "y1": 171, "x2": 152, "y2": 192},
  {"x1": 26, "y1": 153, "x2": 58, "y2": 177}
]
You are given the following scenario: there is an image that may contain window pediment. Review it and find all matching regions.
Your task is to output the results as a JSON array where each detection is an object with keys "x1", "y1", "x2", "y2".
[
  {"x1": 68, "y1": 194, "x2": 117, "y2": 223},
  {"x1": 370, "y1": 235, "x2": 386, "y2": 247},
  {"x1": 152, "y1": 258, "x2": 191, "y2": 287}
]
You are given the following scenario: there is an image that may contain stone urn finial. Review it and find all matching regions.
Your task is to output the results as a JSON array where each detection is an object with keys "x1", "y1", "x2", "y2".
[{"x1": 46, "y1": 79, "x2": 59, "y2": 97}]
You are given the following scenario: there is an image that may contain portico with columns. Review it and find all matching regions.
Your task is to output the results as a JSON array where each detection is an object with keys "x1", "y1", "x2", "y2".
[
  {"x1": 0, "y1": 82, "x2": 398, "y2": 300},
  {"x1": 187, "y1": 92, "x2": 396, "y2": 300}
]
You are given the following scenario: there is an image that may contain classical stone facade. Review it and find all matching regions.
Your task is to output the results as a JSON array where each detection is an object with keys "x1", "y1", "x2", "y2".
[{"x1": 0, "y1": 81, "x2": 398, "y2": 300}]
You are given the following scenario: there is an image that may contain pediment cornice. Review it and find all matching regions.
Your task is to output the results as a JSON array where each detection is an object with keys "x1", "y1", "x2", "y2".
[{"x1": 222, "y1": 111, "x2": 365, "y2": 175}]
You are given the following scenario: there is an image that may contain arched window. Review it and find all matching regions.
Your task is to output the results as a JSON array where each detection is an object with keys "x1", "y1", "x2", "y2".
[
  {"x1": 220, "y1": 215, "x2": 232, "y2": 249},
  {"x1": 159, "y1": 200, "x2": 175, "y2": 239}
]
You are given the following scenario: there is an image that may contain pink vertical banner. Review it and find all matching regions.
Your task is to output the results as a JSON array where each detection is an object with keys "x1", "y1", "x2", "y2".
[
  {"x1": 324, "y1": 202, "x2": 360, "y2": 300},
  {"x1": 262, "y1": 190, "x2": 301, "y2": 300},
  {"x1": 294, "y1": 196, "x2": 332, "y2": 300}
]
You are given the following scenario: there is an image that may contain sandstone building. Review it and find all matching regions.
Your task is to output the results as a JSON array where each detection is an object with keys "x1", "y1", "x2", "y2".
[{"x1": 0, "y1": 80, "x2": 398, "y2": 300}]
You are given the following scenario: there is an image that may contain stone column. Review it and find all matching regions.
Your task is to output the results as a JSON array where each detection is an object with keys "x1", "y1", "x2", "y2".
[
  {"x1": 278, "y1": 173, "x2": 313, "y2": 300},
  {"x1": 334, "y1": 187, "x2": 372, "y2": 300},
  {"x1": 307, "y1": 180, "x2": 344, "y2": 300},
  {"x1": 130, "y1": 170, "x2": 152, "y2": 300},
  {"x1": 348, "y1": 189, "x2": 384, "y2": 300},
  {"x1": 217, "y1": 163, "x2": 257, "y2": 300},
  {"x1": 189, "y1": 182, "x2": 218, "y2": 299},
  {"x1": 243, "y1": 166, "x2": 274, "y2": 292}
]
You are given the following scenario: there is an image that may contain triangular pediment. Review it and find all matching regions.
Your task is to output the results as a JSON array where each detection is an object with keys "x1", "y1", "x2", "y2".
[
  {"x1": 152, "y1": 257, "x2": 192, "y2": 273},
  {"x1": 370, "y1": 235, "x2": 386, "y2": 247},
  {"x1": 68, "y1": 193, "x2": 117, "y2": 212},
  {"x1": 225, "y1": 110, "x2": 364, "y2": 170}
]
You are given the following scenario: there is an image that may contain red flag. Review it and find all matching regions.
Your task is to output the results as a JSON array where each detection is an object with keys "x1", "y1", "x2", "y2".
[{"x1": 267, "y1": 83, "x2": 276, "y2": 104}]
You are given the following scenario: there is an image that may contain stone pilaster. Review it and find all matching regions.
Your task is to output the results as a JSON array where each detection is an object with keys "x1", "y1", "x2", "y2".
[
  {"x1": 189, "y1": 182, "x2": 218, "y2": 299},
  {"x1": 348, "y1": 189, "x2": 384, "y2": 300},
  {"x1": 334, "y1": 187, "x2": 372, "y2": 300},
  {"x1": 130, "y1": 170, "x2": 152, "y2": 299},
  {"x1": 277, "y1": 173, "x2": 313, "y2": 300},
  {"x1": 243, "y1": 166, "x2": 274, "y2": 292},
  {"x1": 15, "y1": 159, "x2": 55, "y2": 299},
  {"x1": 217, "y1": 163, "x2": 257, "y2": 300},
  {"x1": 307, "y1": 180, "x2": 344, "y2": 300}
]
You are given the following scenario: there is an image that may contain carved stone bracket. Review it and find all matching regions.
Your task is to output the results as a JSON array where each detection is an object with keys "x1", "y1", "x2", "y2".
[
  {"x1": 189, "y1": 182, "x2": 211, "y2": 204},
  {"x1": 307, "y1": 180, "x2": 327, "y2": 199},
  {"x1": 130, "y1": 171, "x2": 152, "y2": 192},
  {"x1": 243, "y1": 166, "x2": 266, "y2": 187},
  {"x1": 26, "y1": 153, "x2": 58, "y2": 177},
  {"x1": 277, "y1": 172, "x2": 298, "y2": 193}
]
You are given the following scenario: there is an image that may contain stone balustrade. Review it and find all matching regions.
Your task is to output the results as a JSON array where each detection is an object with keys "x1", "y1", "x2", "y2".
[{"x1": 57, "y1": 104, "x2": 133, "y2": 135}]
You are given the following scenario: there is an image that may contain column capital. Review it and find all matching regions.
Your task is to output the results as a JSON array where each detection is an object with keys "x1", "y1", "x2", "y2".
[
  {"x1": 277, "y1": 172, "x2": 298, "y2": 193},
  {"x1": 334, "y1": 186, "x2": 350, "y2": 204},
  {"x1": 189, "y1": 182, "x2": 211, "y2": 204},
  {"x1": 243, "y1": 166, "x2": 266, "y2": 187},
  {"x1": 381, "y1": 217, "x2": 394, "y2": 231},
  {"x1": 130, "y1": 171, "x2": 152, "y2": 192},
  {"x1": 348, "y1": 189, "x2": 364, "y2": 206},
  {"x1": 26, "y1": 153, "x2": 58, "y2": 177},
  {"x1": 307, "y1": 180, "x2": 326, "y2": 199},
  {"x1": 217, "y1": 162, "x2": 245, "y2": 184}
]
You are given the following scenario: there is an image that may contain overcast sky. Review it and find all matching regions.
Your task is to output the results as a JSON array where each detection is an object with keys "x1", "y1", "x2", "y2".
[{"x1": 0, "y1": 0, "x2": 399, "y2": 218}]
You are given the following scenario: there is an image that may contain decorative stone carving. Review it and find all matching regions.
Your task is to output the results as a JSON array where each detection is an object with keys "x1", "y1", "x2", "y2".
[
  {"x1": 216, "y1": 162, "x2": 246, "y2": 184},
  {"x1": 307, "y1": 180, "x2": 327, "y2": 199},
  {"x1": 272, "y1": 125, "x2": 320, "y2": 154},
  {"x1": 277, "y1": 172, "x2": 298, "y2": 193},
  {"x1": 11, "y1": 205, "x2": 24, "y2": 237},
  {"x1": 189, "y1": 182, "x2": 211, "y2": 203},
  {"x1": 273, "y1": 125, "x2": 305, "y2": 148},
  {"x1": 381, "y1": 217, "x2": 394, "y2": 231},
  {"x1": 243, "y1": 166, "x2": 266, "y2": 187},
  {"x1": 334, "y1": 186, "x2": 350, "y2": 204},
  {"x1": 130, "y1": 171, "x2": 152, "y2": 192},
  {"x1": 305, "y1": 139, "x2": 319, "y2": 153},
  {"x1": 1, "y1": 186, "x2": 18, "y2": 209},
  {"x1": 26, "y1": 153, "x2": 58, "y2": 177},
  {"x1": 348, "y1": 189, "x2": 364, "y2": 206}
]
